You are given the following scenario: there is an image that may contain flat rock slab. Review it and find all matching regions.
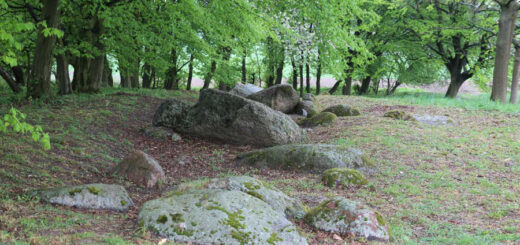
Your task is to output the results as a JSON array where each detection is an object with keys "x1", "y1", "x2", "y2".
[
  {"x1": 413, "y1": 115, "x2": 454, "y2": 126},
  {"x1": 37, "y1": 184, "x2": 133, "y2": 212},
  {"x1": 230, "y1": 83, "x2": 263, "y2": 97},
  {"x1": 174, "y1": 176, "x2": 305, "y2": 219},
  {"x1": 304, "y1": 197, "x2": 389, "y2": 242},
  {"x1": 237, "y1": 144, "x2": 374, "y2": 174},
  {"x1": 139, "y1": 189, "x2": 308, "y2": 245},
  {"x1": 247, "y1": 84, "x2": 300, "y2": 113}
]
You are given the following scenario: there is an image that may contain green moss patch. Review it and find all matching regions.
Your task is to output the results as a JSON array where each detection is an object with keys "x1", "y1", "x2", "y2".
[
  {"x1": 384, "y1": 110, "x2": 415, "y2": 121},
  {"x1": 322, "y1": 168, "x2": 368, "y2": 188},
  {"x1": 299, "y1": 112, "x2": 337, "y2": 127}
]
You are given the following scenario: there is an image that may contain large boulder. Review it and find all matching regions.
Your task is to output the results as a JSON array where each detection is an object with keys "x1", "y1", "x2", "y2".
[
  {"x1": 174, "y1": 176, "x2": 305, "y2": 219},
  {"x1": 295, "y1": 100, "x2": 320, "y2": 118},
  {"x1": 139, "y1": 189, "x2": 308, "y2": 245},
  {"x1": 230, "y1": 83, "x2": 263, "y2": 97},
  {"x1": 237, "y1": 144, "x2": 374, "y2": 174},
  {"x1": 141, "y1": 126, "x2": 182, "y2": 141},
  {"x1": 304, "y1": 197, "x2": 389, "y2": 242},
  {"x1": 299, "y1": 112, "x2": 337, "y2": 127},
  {"x1": 323, "y1": 104, "x2": 360, "y2": 117},
  {"x1": 247, "y1": 84, "x2": 299, "y2": 113},
  {"x1": 154, "y1": 89, "x2": 306, "y2": 147},
  {"x1": 36, "y1": 184, "x2": 133, "y2": 211},
  {"x1": 152, "y1": 98, "x2": 193, "y2": 128},
  {"x1": 112, "y1": 150, "x2": 166, "y2": 188}
]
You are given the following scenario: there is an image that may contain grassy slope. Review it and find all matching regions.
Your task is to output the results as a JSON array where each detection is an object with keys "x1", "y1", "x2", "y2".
[{"x1": 1, "y1": 87, "x2": 520, "y2": 244}]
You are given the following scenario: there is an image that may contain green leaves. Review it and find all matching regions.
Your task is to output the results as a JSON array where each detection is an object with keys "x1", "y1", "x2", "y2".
[{"x1": 0, "y1": 108, "x2": 51, "y2": 151}]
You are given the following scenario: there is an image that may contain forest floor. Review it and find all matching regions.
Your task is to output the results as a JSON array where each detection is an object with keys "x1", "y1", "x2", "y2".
[{"x1": 1, "y1": 88, "x2": 520, "y2": 244}]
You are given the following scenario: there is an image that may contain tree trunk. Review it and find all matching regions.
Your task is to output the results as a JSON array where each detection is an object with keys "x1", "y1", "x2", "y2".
[
  {"x1": 142, "y1": 63, "x2": 152, "y2": 89},
  {"x1": 56, "y1": 54, "x2": 71, "y2": 95},
  {"x1": 242, "y1": 50, "x2": 247, "y2": 83},
  {"x1": 511, "y1": 44, "x2": 520, "y2": 104},
  {"x1": 130, "y1": 61, "x2": 139, "y2": 88},
  {"x1": 165, "y1": 49, "x2": 178, "y2": 90},
  {"x1": 329, "y1": 80, "x2": 341, "y2": 94},
  {"x1": 359, "y1": 76, "x2": 371, "y2": 95},
  {"x1": 316, "y1": 51, "x2": 321, "y2": 95},
  {"x1": 299, "y1": 63, "x2": 304, "y2": 97},
  {"x1": 305, "y1": 62, "x2": 310, "y2": 93},
  {"x1": 275, "y1": 49, "x2": 285, "y2": 85},
  {"x1": 291, "y1": 57, "x2": 298, "y2": 90},
  {"x1": 0, "y1": 66, "x2": 22, "y2": 93},
  {"x1": 343, "y1": 76, "x2": 352, "y2": 95},
  {"x1": 103, "y1": 55, "x2": 113, "y2": 87},
  {"x1": 390, "y1": 81, "x2": 401, "y2": 94},
  {"x1": 491, "y1": 1, "x2": 519, "y2": 102},
  {"x1": 11, "y1": 66, "x2": 25, "y2": 86},
  {"x1": 203, "y1": 61, "x2": 216, "y2": 89},
  {"x1": 28, "y1": 0, "x2": 60, "y2": 98},
  {"x1": 187, "y1": 54, "x2": 194, "y2": 90}
]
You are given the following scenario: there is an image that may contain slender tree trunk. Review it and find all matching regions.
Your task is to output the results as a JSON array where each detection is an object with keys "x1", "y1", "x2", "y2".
[
  {"x1": 291, "y1": 57, "x2": 298, "y2": 90},
  {"x1": 275, "y1": 48, "x2": 285, "y2": 85},
  {"x1": 130, "y1": 59, "x2": 139, "y2": 88},
  {"x1": 104, "y1": 55, "x2": 113, "y2": 87},
  {"x1": 165, "y1": 49, "x2": 178, "y2": 90},
  {"x1": 305, "y1": 62, "x2": 310, "y2": 93},
  {"x1": 203, "y1": 61, "x2": 216, "y2": 89},
  {"x1": 343, "y1": 76, "x2": 352, "y2": 95},
  {"x1": 28, "y1": 0, "x2": 60, "y2": 98},
  {"x1": 56, "y1": 54, "x2": 71, "y2": 95},
  {"x1": 142, "y1": 63, "x2": 152, "y2": 89},
  {"x1": 491, "y1": 1, "x2": 519, "y2": 102},
  {"x1": 316, "y1": 51, "x2": 321, "y2": 95},
  {"x1": 0, "y1": 66, "x2": 22, "y2": 93},
  {"x1": 510, "y1": 44, "x2": 520, "y2": 104},
  {"x1": 242, "y1": 50, "x2": 247, "y2": 83},
  {"x1": 359, "y1": 76, "x2": 371, "y2": 95},
  {"x1": 390, "y1": 81, "x2": 401, "y2": 94},
  {"x1": 299, "y1": 63, "x2": 304, "y2": 97},
  {"x1": 11, "y1": 66, "x2": 25, "y2": 86},
  {"x1": 329, "y1": 80, "x2": 341, "y2": 94},
  {"x1": 187, "y1": 54, "x2": 194, "y2": 90}
]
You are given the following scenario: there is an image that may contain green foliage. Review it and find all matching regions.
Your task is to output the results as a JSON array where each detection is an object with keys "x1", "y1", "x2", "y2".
[{"x1": 0, "y1": 108, "x2": 50, "y2": 150}]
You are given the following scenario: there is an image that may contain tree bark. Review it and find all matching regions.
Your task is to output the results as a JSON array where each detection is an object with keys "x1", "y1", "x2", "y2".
[
  {"x1": 316, "y1": 51, "x2": 321, "y2": 95},
  {"x1": 329, "y1": 80, "x2": 341, "y2": 94},
  {"x1": 165, "y1": 49, "x2": 178, "y2": 90},
  {"x1": 242, "y1": 50, "x2": 247, "y2": 83},
  {"x1": 291, "y1": 57, "x2": 298, "y2": 90},
  {"x1": 299, "y1": 63, "x2": 304, "y2": 97},
  {"x1": 56, "y1": 54, "x2": 71, "y2": 95},
  {"x1": 343, "y1": 76, "x2": 352, "y2": 95},
  {"x1": 142, "y1": 63, "x2": 152, "y2": 89},
  {"x1": 491, "y1": 1, "x2": 519, "y2": 102},
  {"x1": 510, "y1": 44, "x2": 520, "y2": 104},
  {"x1": 359, "y1": 76, "x2": 371, "y2": 95},
  {"x1": 11, "y1": 66, "x2": 25, "y2": 86},
  {"x1": 305, "y1": 62, "x2": 310, "y2": 93},
  {"x1": 28, "y1": 0, "x2": 60, "y2": 98},
  {"x1": 187, "y1": 54, "x2": 194, "y2": 90},
  {"x1": 103, "y1": 56, "x2": 113, "y2": 87},
  {"x1": 0, "y1": 66, "x2": 22, "y2": 93},
  {"x1": 130, "y1": 59, "x2": 139, "y2": 88},
  {"x1": 203, "y1": 60, "x2": 216, "y2": 89},
  {"x1": 275, "y1": 49, "x2": 285, "y2": 85}
]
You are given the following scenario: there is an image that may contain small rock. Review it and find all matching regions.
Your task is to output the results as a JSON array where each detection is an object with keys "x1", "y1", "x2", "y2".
[
  {"x1": 323, "y1": 105, "x2": 360, "y2": 117},
  {"x1": 36, "y1": 184, "x2": 133, "y2": 211},
  {"x1": 322, "y1": 168, "x2": 368, "y2": 188},
  {"x1": 384, "y1": 110, "x2": 415, "y2": 121},
  {"x1": 413, "y1": 114, "x2": 454, "y2": 126},
  {"x1": 304, "y1": 197, "x2": 389, "y2": 242},
  {"x1": 112, "y1": 150, "x2": 165, "y2": 188},
  {"x1": 171, "y1": 133, "x2": 182, "y2": 142},
  {"x1": 299, "y1": 112, "x2": 337, "y2": 127},
  {"x1": 142, "y1": 126, "x2": 180, "y2": 140}
]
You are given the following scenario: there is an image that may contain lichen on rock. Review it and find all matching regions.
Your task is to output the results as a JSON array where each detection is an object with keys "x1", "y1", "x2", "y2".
[
  {"x1": 299, "y1": 112, "x2": 337, "y2": 127},
  {"x1": 322, "y1": 168, "x2": 368, "y2": 188},
  {"x1": 323, "y1": 104, "x2": 360, "y2": 117},
  {"x1": 384, "y1": 110, "x2": 415, "y2": 121}
]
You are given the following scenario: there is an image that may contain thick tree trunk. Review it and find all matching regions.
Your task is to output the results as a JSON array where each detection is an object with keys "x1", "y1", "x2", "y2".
[
  {"x1": 142, "y1": 63, "x2": 152, "y2": 89},
  {"x1": 291, "y1": 57, "x2": 298, "y2": 90},
  {"x1": 329, "y1": 80, "x2": 341, "y2": 94},
  {"x1": 28, "y1": 0, "x2": 60, "y2": 98},
  {"x1": 56, "y1": 54, "x2": 71, "y2": 95},
  {"x1": 343, "y1": 76, "x2": 352, "y2": 95},
  {"x1": 165, "y1": 49, "x2": 178, "y2": 90},
  {"x1": 275, "y1": 49, "x2": 285, "y2": 85},
  {"x1": 203, "y1": 61, "x2": 216, "y2": 89},
  {"x1": 305, "y1": 62, "x2": 310, "y2": 93},
  {"x1": 511, "y1": 44, "x2": 520, "y2": 104},
  {"x1": 316, "y1": 52, "x2": 321, "y2": 95},
  {"x1": 12, "y1": 66, "x2": 25, "y2": 86},
  {"x1": 491, "y1": 1, "x2": 519, "y2": 102},
  {"x1": 130, "y1": 61, "x2": 139, "y2": 88},
  {"x1": 390, "y1": 81, "x2": 401, "y2": 94},
  {"x1": 187, "y1": 55, "x2": 194, "y2": 90},
  {"x1": 359, "y1": 76, "x2": 371, "y2": 95},
  {"x1": 242, "y1": 50, "x2": 247, "y2": 83},
  {"x1": 103, "y1": 56, "x2": 113, "y2": 87},
  {"x1": 0, "y1": 66, "x2": 22, "y2": 93},
  {"x1": 445, "y1": 76, "x2": 464, "y2": 98}
]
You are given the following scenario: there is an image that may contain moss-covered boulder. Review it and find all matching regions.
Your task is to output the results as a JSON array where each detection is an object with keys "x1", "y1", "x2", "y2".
[
  {"x1": 304, "y1": 197, "x2": 389, "y2": 242},
  {"x1": 36, "y1": 184, "x2": 133, "y2": 212},
  {"x1": 141, "y1": 126, "x2": 181, "y2": 141},
  {"x1": 384, "y1": 110, "x2": 415, "y2": 121},
  {"x1": 294, "y1": 100, "x2": 320, "y2": 118},
  {"x1": 299, "y1": 112, "x2": 337, "y2": 127},
  {"x1": 139, "y1": 189, "x2": 307, "y2": 245},
  {"x1": 302, "y1": 93, "x2": 315, "y2": 102},
  {"x1": 247, "y1": 84, "x2": 300, "y2": 113},
  {"x1": 237, "y1": 144, "x2": 374, "y2": 174},
  {"x1": 323, "y1": 105, "x2": 360, "y2": 117},
  {"x1": 322, "y1": 168, "x2": 368, "y2": 188},
  {"x1": 152, "y1": 99, "x2": 194, "y2": 128},
  {"x1": 173, "y1": 176, "x2": 305, "y2": 219}
]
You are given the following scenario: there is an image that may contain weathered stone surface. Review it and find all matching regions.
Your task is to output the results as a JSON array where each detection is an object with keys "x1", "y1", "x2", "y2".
[
  {"x1": 299, "y1": 112, "x2": 337, "y2": 127},
  {"x1": 155, "y1": 89, "x2": 306, "y2": 147},
  {"x1": 413, "y1": 114, "x2": 454, "y2": 126},
  {"x1": 323, "y1": 105, "x2": 360, "y2": 117},
  {"x1": 152, "y1": 99, "x2": 194, "y2": 128},
  {"x1": 237, "y1": 144, "x2": 374, "y2": 174},
  {"x1": 322, "y1": 168, "x2": 368, "y2": 188},
  {"x1": 304, "y1": 197, "x2": 389, "y2": 242},
  {"x1": 295, "y1": 100, "x2": 320, "y2": 118},
  {"x1": 247, "y1": 84, "x2": 300, "y2": 113},
  {"x1": 141, "y1": 126, "x2": 181, "y2": 141},
  {"x1": 112, "y1": 151, "x2": 165, "y2": 188},
  {"x1": 37, "y1": 184, "x2": 133, "y2": 211},
  {"x1": 139, "y1": 189, "x2": 307, "y2": 245},
  {"x1": 302, "y1": 93, "x2": 315, "y2": 102},
  {"x1": 174, "y1": 176, "x2": 305, "y2": 219},
  {"x1": 384, "y1": 110, "x2": 415, "y2": 121},
  {"x1": 229, "y1": 83, "x2": 263, "y2": 97}
]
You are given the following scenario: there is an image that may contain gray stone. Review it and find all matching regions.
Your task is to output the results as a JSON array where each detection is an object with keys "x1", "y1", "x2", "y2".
[
  {"x1": 302, "y1": 93, "x2": 315, "y2": 102},
  {"x1": 304, "y1": 197, "x2": 389, "y2": 242},
  {"x1": 156, "y1": 89, "x2": 306, "y2": 147},
  {"x1": 299, "y1": 112, "x2": 337, "y2": 127},
  {"x1": 152, "y1": 99, "x2": 194, "y2": 128},
  {"x1": 175, "y1": 176, "x2": 305, "y2": 219},
  {"x1": 295, "y1": 100, "x2": 320, "y2": 118},
  {"x1": 384, "y1": 110, "x2": 415, "y2": 121},
  {"x1": 323, "y1": 104, "x2": 360, "y2": 117},
  {"x1": 141, "y1": 126, "x2": 177, "y2": 140},
  {"x1": 247, "y1": 84, "x2": 300, "y2": 113},
  {"x1": 413, "y1": 115, "x2": 454, "y2": 126},
  {"x1": 112, "y1": 151, "x2": 165, "y2": 188},
  {"x1": 237, "y1": 144, "x2": 374, "y2": 174},
  {"x1": 139, "y1": 189, "x2": 307, "y2": 245},
  {"x1": 37, "y1": 184, "x2": 133, "y2": 211},
  {"x1": 230, "y1": 83, "x2": 263, "y2": 97}
]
